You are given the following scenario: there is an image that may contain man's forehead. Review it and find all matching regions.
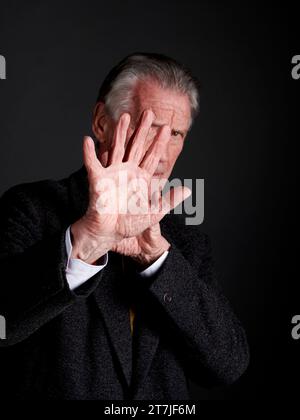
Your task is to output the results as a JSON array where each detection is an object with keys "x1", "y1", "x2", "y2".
[
  {"x1": 132, "y1": 84, "x2": 191, "y2": 130},
  {"x1": 146, "y1": 101, "x2": 186, "y2": 118}
]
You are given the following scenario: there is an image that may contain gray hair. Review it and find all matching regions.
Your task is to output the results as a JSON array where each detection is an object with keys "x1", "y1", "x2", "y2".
[{"x1": 97, "y1": 53, "x2": 200, "y2": 124}]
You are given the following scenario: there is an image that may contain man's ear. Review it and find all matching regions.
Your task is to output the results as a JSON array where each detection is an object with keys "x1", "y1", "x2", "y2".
[{"x1": 92, "y1": 102, "x2": 108, "y2": 143}]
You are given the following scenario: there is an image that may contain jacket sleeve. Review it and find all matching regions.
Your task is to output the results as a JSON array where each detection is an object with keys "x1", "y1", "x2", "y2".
[
  {"x1": 0, "y1": 185, "x2": 103, "y2": 347},
  {"x1": 135, "y1": 229, "x2": 250, "y2": 387}
]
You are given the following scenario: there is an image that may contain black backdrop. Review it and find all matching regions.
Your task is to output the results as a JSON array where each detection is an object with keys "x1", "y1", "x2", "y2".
[{"x1": 0, "y1": 0, "x2": 297, "y2": 400}]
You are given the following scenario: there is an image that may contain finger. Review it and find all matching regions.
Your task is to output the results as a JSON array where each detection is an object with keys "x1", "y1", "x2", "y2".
[
  {"x1": 162, "y1": 186, "x2": 191, "y2": 212},
  {"x1": 83, "y1": 136, "x2": 102, "y2": 177},
  {"x1": 150, "y1": 186, "x2": 191, "y2": 224},
  {"x1": 125, "y1": 109, "x2": 155, "y2": 164},
  {"x1": 150, "y1": 188, "x2": 162, "y2": 213},
  {"x1": 108, "y1": 113, "x2": 131, "y2": 165},
  {"x1": 140, "y1": 125, "x2": 171, "y2": 175}
]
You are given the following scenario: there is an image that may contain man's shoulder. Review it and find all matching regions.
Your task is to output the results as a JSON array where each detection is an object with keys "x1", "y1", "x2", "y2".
[
  {"x1": 1, "y1": 174, "x2": 69, "y2": 206},
  {"x1": 0, "y1": 167, "x2": 87, "y2": 217}
]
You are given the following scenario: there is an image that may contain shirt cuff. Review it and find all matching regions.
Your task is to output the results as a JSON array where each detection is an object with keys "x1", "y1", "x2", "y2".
[
  {"x1": 138, "y1": 250, "x2": 169, "y2": 278},
  {"x1": 65, "y1": 226, "x2": 108, "y2": 291}
]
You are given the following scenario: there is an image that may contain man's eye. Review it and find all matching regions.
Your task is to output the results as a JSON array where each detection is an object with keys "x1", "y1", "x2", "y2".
[{"x1": 172, "y1": 130, "x2": 181, "y2": 137}]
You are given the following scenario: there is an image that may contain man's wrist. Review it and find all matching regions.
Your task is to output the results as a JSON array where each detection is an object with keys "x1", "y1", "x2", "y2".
[
  {"x1": 70, "y1": 220, "x2": 113, "y2": 265},
  {"x1": 132, "y1": 241, "x2": 171, "y2": 269}
]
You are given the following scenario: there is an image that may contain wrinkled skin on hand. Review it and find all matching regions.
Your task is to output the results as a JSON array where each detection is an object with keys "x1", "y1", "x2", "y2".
[{"x1": 72, "y1": 108, "x2": 191, "y2": 266}]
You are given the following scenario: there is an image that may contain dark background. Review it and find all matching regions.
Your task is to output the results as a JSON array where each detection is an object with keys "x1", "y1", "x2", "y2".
[{"x1": 0, "y1": 0, "x2": 297, "y2": 400}]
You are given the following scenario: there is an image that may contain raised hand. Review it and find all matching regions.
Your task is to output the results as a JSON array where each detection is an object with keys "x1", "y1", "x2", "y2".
[{"x1": 71, "y1": 110, "x2": 191, "y2": 265}]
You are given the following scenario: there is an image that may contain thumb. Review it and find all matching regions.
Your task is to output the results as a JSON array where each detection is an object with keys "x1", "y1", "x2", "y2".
[
  {"x1": 162, "y1": 186, "x2": 191, "y2": 213},
  {"x1": 150, "y1": 186, "x2": 191, "y2": 224}
]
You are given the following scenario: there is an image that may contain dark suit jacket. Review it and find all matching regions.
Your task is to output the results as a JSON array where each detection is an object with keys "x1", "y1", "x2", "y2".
[{"x1": 0, "y1": 166, "x2": 249, "y2": 400}]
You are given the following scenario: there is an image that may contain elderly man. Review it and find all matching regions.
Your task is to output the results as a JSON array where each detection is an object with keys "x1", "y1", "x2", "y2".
[{"x1": 0, "y1": 53, "x2": 249, "y2": 400}]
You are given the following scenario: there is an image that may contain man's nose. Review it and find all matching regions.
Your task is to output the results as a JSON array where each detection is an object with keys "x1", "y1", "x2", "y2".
[{"x1": 159, "y1": 144, "x2": 169, "y2": 163}]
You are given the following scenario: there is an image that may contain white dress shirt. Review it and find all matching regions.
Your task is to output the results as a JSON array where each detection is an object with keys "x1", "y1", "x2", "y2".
[{"x1": 65, "y1": 226, "x2": 169, "y2": 291}]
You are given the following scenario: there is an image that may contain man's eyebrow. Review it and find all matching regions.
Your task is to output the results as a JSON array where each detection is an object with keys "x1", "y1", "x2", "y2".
[{"x1": 151, "y1": 122, "x2": 187, "y2": 136}]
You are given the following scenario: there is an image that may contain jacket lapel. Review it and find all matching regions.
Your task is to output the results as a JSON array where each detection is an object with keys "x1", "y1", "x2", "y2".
[
  {"x1": 130, "y1": 217, "x2": 176, "y2": 398},
  {"x1": 130, "y1": 311, "x2": 160, "y2": 399},
  {"x1": 93, "y1": 252, "x2": 133, "y2": 388},
  {"x1": 122, "y1": 259, "x2": 160, "y2": 399}
]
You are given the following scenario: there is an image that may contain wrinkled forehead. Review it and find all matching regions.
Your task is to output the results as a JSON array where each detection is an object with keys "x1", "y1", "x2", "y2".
[{"x1": 131, "y1": 81, "x2": 192, "y2": 130}]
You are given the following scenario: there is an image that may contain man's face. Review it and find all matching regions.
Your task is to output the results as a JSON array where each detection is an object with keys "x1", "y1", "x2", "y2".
[{"x1": 96, "y1": 80, "x2": 192, "y2": 181}]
